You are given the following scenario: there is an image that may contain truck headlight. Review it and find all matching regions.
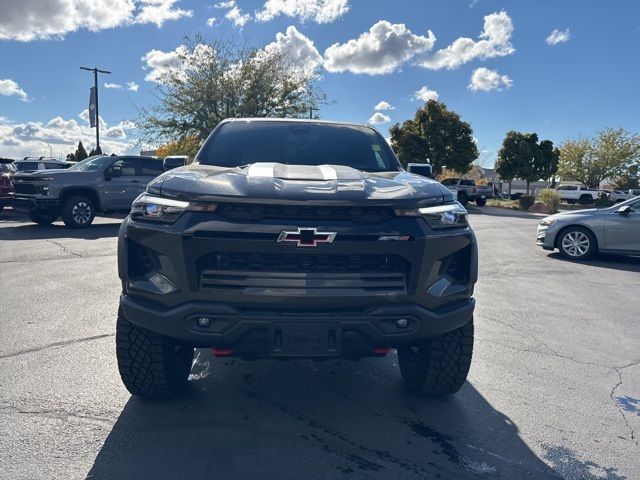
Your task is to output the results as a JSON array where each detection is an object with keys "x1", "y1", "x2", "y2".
[
  {"x1": 395, "y1": 202, "x2": 468, "y2": 229},
  {"x1": 131, "y1": 194, "x2": 217, "y2": 223}
]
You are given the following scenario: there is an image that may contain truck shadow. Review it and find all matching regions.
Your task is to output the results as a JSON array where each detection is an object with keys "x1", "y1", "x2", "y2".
[{"x1": 86, "y1": 351, "x2": 620, "y2": 479}]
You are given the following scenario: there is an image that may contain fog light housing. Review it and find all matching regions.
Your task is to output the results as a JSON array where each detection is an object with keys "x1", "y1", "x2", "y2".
[{"x1": 197, "y1": 316, "x2": 211, "y2": 328}]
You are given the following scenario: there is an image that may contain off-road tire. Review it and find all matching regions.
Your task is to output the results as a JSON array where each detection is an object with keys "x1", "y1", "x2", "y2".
[
  {"x1": 578, "y1": 194, "x2": 593, "y2": 205},
  {"x1": 116, "y1": 309, "x2": 194, "y2": 398},
  {"x1": 556, "y1": 226, "x2": 597, "y2": 260},
  {"x1": 475, "y1": 198, "x2": 487, "y2": 207},
  {"x1": 29, "y1": 211, "x2": 58, "y2": 225},
  {"x1": 397, "y1": 319, "x2": 474, "y2": 397},
  {"x1": 61, "y1": 195, "x2": 95, "y2": 228},
  {"x1": 457, "y1": 192, "x2": 469, "y2": 207}
]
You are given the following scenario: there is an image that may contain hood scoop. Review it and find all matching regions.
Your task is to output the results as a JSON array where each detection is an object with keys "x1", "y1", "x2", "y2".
[{"x1": 244, "y1": 163, "x2": 368, "y2": 181}]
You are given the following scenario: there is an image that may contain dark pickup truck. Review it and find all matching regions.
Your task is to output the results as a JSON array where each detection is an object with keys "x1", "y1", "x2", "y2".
[{"x1": 116, "y1": 119, "x2": 478, "y2": 399}]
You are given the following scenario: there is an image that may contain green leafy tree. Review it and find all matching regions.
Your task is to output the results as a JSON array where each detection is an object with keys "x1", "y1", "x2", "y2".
[
  {"x1": 66, "y1": 152, "x2": 76, "y2": 162},
  {"x1": 390, "y1": 100, "x2": 478, "y2": 175},
  {"x1": 496, "y1": 131, "x2": 554, "y2": 194},
  {"x1": 138, "y1": 36, "x2": 325, "y2": 145},
  {"x1": 539, "y1": 140, "x2": 560, "y2": 186},
  {"x1": 75, "y1": 141, "x2": 88, "y2": 161},
  {"x1": 558, "y1": 129, "x2": 640, "y2": 188}
]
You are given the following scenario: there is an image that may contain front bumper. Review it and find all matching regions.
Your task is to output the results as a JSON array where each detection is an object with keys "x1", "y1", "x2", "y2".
[
  {"x1": 119, "y1": 212, "x2": 478, "y2": 357},
  {"x1": 536, "y1": 225, "x2": 558, "y2": 250},
  {"x1": 10, "y1": 195, "x2": 60, "y2": 214}
]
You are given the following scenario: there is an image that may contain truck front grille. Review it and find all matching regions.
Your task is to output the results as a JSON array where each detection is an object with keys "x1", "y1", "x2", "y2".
[
  {"x1": 215, "y1": 203, "x2": 395, "y2": 223},
  {"x1": 200, "y1": 253, "x2": 408, "y2": 296},
  {"x1": 13, "y1": 183, "x2": 42, "y2": 195}
]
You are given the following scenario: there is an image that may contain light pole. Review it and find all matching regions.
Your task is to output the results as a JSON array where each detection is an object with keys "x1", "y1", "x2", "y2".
[{"x1": 80, "y1": 66, "x2": 111, "y2": 152}]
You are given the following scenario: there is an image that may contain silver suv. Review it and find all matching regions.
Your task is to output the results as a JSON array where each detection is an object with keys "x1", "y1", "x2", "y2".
[{"x1": 11, "y1": 155, "x2": 164, "y2": 228}]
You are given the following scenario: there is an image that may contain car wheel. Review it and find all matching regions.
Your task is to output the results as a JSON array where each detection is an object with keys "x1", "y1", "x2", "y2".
[
  {"x1": 397, "y1": 319, "x2": 473, "y2": 397},
  {"x1": 578, "y1": 195, "x2": 593, "y2": 205},
  {"x1": 61, "y1": 195, "x2": 95, "y2": 228},
  {"x1": 557, "y1": 226, "x2": 597, "y2": 260},
  {"x1": 457, "y1": 192, "x2": 469, "y2": 207},
  {"x1": 28, "y1": 211, "x2": 58, "y2": 225},
  {"x1": 116, "y1": 309, "x2": 194, "y2": 398},
  {"x1": 475, "y1": 198, "x2": 487, "y2": 207}
]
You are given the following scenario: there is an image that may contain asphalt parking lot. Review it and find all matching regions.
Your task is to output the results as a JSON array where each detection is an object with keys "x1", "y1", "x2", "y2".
[{"x1": 0, "y1": 207, "x2": 638, "y2": 480}]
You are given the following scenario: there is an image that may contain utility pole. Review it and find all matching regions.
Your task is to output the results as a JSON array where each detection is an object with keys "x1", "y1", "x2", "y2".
[
  {"x1": 309, "y1": 105, "x2": 318, "y2": 119},
  {"x1": 80, "y1": 67, "x2": 111, "y2": 152}
]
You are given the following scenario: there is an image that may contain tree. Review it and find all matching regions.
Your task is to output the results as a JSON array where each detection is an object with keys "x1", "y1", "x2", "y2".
[
  {"x1": 539, "y1": 140, "x2": 560, "y2": 186},
  {"x1": 390, "y1": 100, "x2": 478, "y2": 175},
  {"x1": 138, "y1": 36, "x2": 325, "y2": 145},
  {"x1": 558, "y1": 129, "x2": 640, "y2": 188},
  {"x1": 495, "y1": 132, "x2": 539, "y2": 195},
  {"x1": 88, "y1": 146, "x2": 103, "y2": 156},
  {"x1": 156, "y1": 136, "x2": 201, "y2": 161},
  {"x1": 66, "y1": 153, "x2": 76, "y2": 162},
  {"x1": 75, "y1": 141, "x2": 88, "y2": 161}
]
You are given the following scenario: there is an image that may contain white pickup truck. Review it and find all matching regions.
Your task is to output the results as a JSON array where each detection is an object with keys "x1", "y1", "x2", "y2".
[
  {"x1": 440, "y1": 178, "x2": 494, "y2": 206},
  {"x1": 555, "y1": 185, "x2": 608, "y2": 204}
]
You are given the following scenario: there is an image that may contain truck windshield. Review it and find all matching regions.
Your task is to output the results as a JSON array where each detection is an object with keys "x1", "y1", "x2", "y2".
[
  {"x1": 68, "y1": 155, "x2": 111, "y2": 172},
  {"x1": 197, "y1": 121, "x2": 401, "y2": 173}
]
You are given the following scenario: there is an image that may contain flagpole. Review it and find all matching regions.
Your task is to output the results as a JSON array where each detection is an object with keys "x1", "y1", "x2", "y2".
[{"x1": 80, "y1": 66, "x2": 111, "y2": 153}]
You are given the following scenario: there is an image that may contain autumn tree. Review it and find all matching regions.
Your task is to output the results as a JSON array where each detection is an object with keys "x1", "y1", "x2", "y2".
[
  {"x1": 138, "y1": 36, "x2": 325, "y2": 147},
  {"x1": 156, "y1": 136, "x2": 201, "y2": 161},
  {"x1": 390, "y1": 100, "x2": 478, "y2": 175},
  {"x1": 558, "y1": 129, "x2": 640, "y2": 188}
]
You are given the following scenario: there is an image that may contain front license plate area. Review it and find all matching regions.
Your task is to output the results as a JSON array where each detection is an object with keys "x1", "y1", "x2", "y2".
[{"x1": 269, "y1": 321, "x2": 341, "y2": 357}]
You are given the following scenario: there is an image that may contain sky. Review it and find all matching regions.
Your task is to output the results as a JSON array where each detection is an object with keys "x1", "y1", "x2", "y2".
[{"x1": 0, "y1": 0, "x2": 639, "y2": 166}]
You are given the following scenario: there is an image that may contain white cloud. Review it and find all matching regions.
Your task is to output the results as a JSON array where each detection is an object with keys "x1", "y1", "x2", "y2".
[
  {"x1": 418, "y1": 11, "x2": 514, "y2": 70},
  {"x1": 256, "y1": 0, "x2": 349, "y2": 24},
  {"x1": 0, "y1": 112, "x2": 137, "y2": 158},
  {"x1": 374, "y1": 101, "x2": 394, "y2": 111},
  {"x1": 141, "y1": 45, "x2": 188, "y2": 82},
  {"x1": 468, "y1": 67, "x2": 512, "y2": 91},
  {"x1": 206, "y1": 17, "x2": 218, "y2": 27},
  {"x1": 104, "y1": 82, "x2": 123, "y2": 89},
  {"x1": 0, "y1": 0, "x2": 192, "y2": 41},
  {"x1": 214, "y1": 1, "x2": 236, "y2": 8},
  {"x1": 0, "y1": 79, "x2": 28, "y2": 100},
  {"x1": 323, "y1": 21, "x2": 436, "y2": 75},
  {"x1": 546, "y1": 28, "x2": 570, "y2": 45},
  {"x1": 127, "y1": 82, "x2": 139, "y2": 92},
  {"x1": 225, "y1": 5, "x2": 251, "y2": 27},
  {"x1": 414, "y1": 85, "x2": 439, "y2": 102},
  {"x1": 368, "y1": 112, "x2": 390, "y2": 124},
  {"x1": 264, "y1": 26, "x2": 323, "y2": 77}
]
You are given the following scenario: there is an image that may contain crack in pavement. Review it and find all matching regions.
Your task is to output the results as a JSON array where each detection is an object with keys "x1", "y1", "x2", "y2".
[
  {"x1": 482, "y1": 315, "x2": 640, "y2": 447},
  {"x1": 0, "y1": 333, "x2": 115, "y2": 360},
  {"x1": 0, "y1": 404, "x2": 116, "y2": 428},
  {"x1": 45, "y1": 239, "x2": 83, "y2": 258},
  {"x1": 0, "y1": 253, "x2": 116, "y2": 265}
]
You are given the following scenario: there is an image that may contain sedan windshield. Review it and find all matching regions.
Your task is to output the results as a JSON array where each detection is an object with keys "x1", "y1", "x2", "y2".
[
  {"x1": 197, "y1": 121, "x2": 401, "y2": 173},
  {"x1": 68, "y1": 155, "x2": 111, "y2": 172}
]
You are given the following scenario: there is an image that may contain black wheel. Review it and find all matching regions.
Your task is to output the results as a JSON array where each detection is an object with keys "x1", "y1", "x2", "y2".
[
  {"x1": 116, "y1": 309, "x2": 194, "y2": 398},
  {"x1": 556, "y1": 226, "x2": 597, "y2": 260},
  {"x1": 28, "y1": 211, "x2": 58, "y2": 225},
  {"x1": 397, "y1": 319, "x2": 474, "y2": 397},
  {"x1": 475, "y1": 198, "x2": 487, "y2": 207},
  {"x1": 578, "y1": 195, "x2": 593, "y2": 205},
  {"x1": 457, "y1": 192, "x2": 469, "y2": 207},
  {"x1": 61, "y1": 195, "x2": 95, "y2": 228}
]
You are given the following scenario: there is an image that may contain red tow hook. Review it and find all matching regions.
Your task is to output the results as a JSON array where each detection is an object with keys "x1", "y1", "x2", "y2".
[
  {"x1": 212, "y1": 347, "x2": 234, "y2": 357},
  {"x1": 373, "y1": 347, "x2": 392, "y2": 356}
]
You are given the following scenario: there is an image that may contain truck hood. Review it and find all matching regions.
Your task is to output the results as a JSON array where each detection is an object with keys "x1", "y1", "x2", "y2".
[
  {"x1": 13, "y1": 169, "x2": 76, "y2": 180},
  {"x1": 154, "y1": 163, "x2": 452, "y2": 206}
]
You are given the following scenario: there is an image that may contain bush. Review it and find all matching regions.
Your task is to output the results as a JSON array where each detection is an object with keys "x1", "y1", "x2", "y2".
[
  {"x1": 595, "y1": 192, "x2": 611, "y2": 208},
  {"x1": 538, "y1": 189, "x2": 560, "y2": 213},
  {"x1": 518, "y1": 195, "x2": 536, "y2": 210}
]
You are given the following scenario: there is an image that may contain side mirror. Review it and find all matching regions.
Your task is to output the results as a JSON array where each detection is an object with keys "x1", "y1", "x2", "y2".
[
  {"x1": 616, "y1": 205, "x2": 632, "y2": 215},
  {"x1": 407, "y1": 163, "x2": 433, "y2": 178},
  {"x1": 163, "y1": 156, "x2": 187, "y2": 170}
]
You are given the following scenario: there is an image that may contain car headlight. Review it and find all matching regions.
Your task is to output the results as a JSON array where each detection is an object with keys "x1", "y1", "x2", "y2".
[
  {"x1": 395, "y1": 202, "x2": 468, "y2": 229},
  {"x1": 539, "y1": 218, "x2": 558, "y2": 227},
  {"x1": 131, "y1": 194, "x2": 217, "y2": 223}
]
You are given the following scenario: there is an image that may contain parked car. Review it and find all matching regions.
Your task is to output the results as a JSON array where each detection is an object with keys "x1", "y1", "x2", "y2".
[
  {"x1": 610, "y1": 189, "x2": 640, "y2": 203},
  {"x1": 440, "y1": 178, "x2": 494, "y2": 206},
  {"x1": 115, "y1": 118, "x2": 477, "y2": 399},
  {"x1": 537, "y1": 195, "x2": 640, "y2": 259},
  {"x1": 11, "y1": 155, "x2": 164, "y2": 227},
  {"x1": 0, "y1": 160, "x2": 16, "y2": 212},
  {"x1": 554, "y1": 184, "x2": 607, "y2": 204},
  {"x1": 13, "y1": 157, "x2": 71, "y2": 172}
]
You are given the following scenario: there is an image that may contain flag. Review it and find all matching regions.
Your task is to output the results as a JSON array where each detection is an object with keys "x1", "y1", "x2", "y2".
[{"x1": 89, "y1": 87, "x2": 97, "y2": 128}]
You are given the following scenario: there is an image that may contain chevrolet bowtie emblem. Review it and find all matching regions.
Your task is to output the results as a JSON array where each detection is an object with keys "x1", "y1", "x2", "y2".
[{"x1": 277, "y1": 227, "x2": 337, "y2": 247}]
